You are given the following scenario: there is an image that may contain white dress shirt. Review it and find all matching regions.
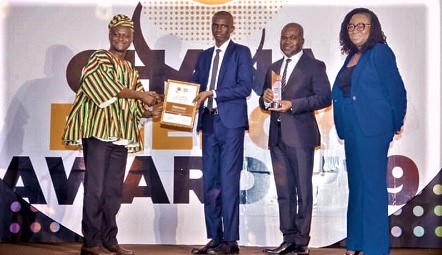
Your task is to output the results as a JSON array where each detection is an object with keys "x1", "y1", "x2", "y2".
[
  {"x1": 204, "y1": 39, "x2": 230, "y2": 108},
  {"x1": 264, "y1": 50, "x2": 304, "y2": 109}
]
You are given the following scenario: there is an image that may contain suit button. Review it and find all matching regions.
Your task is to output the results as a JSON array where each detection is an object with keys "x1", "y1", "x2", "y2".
[{"x1": 352, "y1": 96, "x2": 357, "y2": 101}]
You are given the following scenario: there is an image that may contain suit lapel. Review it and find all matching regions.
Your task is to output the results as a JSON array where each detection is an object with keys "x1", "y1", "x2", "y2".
[
  {"x1": 273, "y1": 59, "x2": 283, "y2": 75},
  {"x1": 217, "y1": 41, "x2": 234, "y2": 87},
  {"x1": 285, "y1": 53, "x2": 307, "y2": 89},
  {"x1": 201, "y1": 47, "x2": 215, "y2": 90},
  {"x1": 351, "y1": 51, "x2": 369, "y2": 89}
]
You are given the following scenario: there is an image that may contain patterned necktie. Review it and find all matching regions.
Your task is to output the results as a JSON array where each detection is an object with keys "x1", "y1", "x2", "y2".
[
  {"x1": 207, "y1": 49, "x2": 221, "y2": 110},
  {"x1": 281, "y1": 58, "x2": 292, "y2": 91}
]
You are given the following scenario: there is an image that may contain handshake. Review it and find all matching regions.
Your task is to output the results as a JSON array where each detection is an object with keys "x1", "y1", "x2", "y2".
[
  {"x1": 142, "y1": 91, "x2": 164, "y2": 118},
  {"x1": 142, "y1": 91, "x2": 164, "y2": 107}
]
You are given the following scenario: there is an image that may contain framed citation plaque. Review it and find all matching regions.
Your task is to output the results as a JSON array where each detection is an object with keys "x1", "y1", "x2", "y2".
[{"x1": 160, "y1": 79, "x2": 200, "y2": 129}]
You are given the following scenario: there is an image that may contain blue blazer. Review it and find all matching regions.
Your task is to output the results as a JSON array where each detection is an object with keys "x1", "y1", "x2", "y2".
[
  {"x1": 192, "y1": 41, "x2": 253, "y2": 131},
  {"x1": 332, "y1": 43, "x2": 407, "y2": 139}
]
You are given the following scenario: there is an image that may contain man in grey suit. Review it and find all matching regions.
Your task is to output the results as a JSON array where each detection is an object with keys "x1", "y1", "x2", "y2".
[{"x1": 259, "y1": 23, "x2": 331, "y2": 255}]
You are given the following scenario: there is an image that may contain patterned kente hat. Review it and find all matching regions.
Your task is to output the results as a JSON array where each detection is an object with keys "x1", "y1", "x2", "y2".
[{"x1": 108, "y1": 14, "x2": 134, "y2": 30}]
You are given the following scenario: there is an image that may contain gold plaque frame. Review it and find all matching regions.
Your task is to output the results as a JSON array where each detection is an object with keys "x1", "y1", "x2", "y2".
[{"x1": 160, "y1": 79, "x2": 200, "y2": 129}]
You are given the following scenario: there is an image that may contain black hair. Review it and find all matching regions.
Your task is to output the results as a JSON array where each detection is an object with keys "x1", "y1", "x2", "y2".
[
  {"x1": 282, "y1": 23, "x2": 304, "y2": 38},
  {"x1": 213, "y1": 11, "x2": 234, "y2": 24},
  {"x1": 339, "y1": 7, "x2": 387, "y2": 55}
]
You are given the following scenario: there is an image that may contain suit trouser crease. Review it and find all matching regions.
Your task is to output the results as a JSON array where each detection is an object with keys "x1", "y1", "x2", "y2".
[
  {"x1": 202, "y1": 114, "x2": 244, "y2": 242},
  {"x1": 342, "y1": 98, "x2": 392, "y2": 255},
  {"x1": 270, "y1": 125, "x2": 314, "y2": 246},
  {"x1": 82, "y1": 137, "x2": 128, "y2": 247}
]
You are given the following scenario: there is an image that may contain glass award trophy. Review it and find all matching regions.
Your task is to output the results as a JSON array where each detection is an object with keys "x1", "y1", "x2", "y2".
[{"x1": 270, "y1": 71, "x2": 282, "y2": 108}]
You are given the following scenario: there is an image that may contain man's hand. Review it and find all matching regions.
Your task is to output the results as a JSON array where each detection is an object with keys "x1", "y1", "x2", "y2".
[
  {"x1": 155, "y1": 94, "x2": 165, "y2": 104},
  {"x1": 269, "y1": 100, "x2": 292, "y2": 112},
  {"x1": 143, "y1": 105, "x2": 163, "y2": 118},
  {"x1": 117, "y1": 88, "x2": 159, "y2": 107},
  {"x1": 263, "y1": 88, "x2": 274, "y2": 103},
  {"x1": 193, "y1": 90, "x2": 213, "y2": 109},
  {"x1": 141, "y1": 91, "x2": 158, "y2": 106},
  {"x1": 150, "y1": 105, "x2": 163, "y2": 118}
]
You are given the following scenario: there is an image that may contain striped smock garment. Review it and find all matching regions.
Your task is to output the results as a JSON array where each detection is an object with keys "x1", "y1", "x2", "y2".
[{"x1": 62, "y1": 50, "x2": 145, "y2": 152}]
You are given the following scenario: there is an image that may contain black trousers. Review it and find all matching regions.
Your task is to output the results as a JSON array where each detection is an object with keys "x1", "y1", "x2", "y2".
[
  {"x1": 270, "y1": 125, "x2": 314, "y2": 246},
  {"x1": 81, "y1": 137, "x2": 128, "y2": 247}
]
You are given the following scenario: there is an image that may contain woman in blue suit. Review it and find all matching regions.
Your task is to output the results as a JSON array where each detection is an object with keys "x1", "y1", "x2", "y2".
[{"x1": 332, "y1": 8, "x2": 407, "y2": 255}]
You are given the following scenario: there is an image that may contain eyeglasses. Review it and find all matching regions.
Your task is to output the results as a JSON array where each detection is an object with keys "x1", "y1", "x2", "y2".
[{"x1": 347, "y1": 23, "x2": 372, "y2": 32}]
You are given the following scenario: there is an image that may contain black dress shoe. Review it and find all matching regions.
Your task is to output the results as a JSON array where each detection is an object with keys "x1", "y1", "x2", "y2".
[
  {"x1": 81, "y1": 245, "x2": 116, "y2": 255},
  {"x1": 262, "y1": 242, "x2": 297, "y2": 254},
  {"x1": 191, "y1": 240, "x2": 219, "y2": 254},
  {"x1": 293, "y1": 245, "x2": 310, "y2": 255},
  {"x1": 103, "y1": 244, "x2": 135, "y2": 255},
  {"x1": 207, "y1": 242, "x2": 239, "y2": 254}
]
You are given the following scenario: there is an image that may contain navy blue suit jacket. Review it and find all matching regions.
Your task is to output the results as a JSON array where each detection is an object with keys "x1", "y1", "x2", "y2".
[
  {"x1": 192, "y1": 41, "x2": 253, "y2": 131},
  {"x1": 259, "y1": 51, "x2": 332, "y2": 148},
  {"x1": 332, "y1": 43, "x2": 407, "y2": 139}
]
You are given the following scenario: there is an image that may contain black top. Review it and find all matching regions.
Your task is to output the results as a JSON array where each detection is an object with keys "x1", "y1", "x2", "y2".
[{"x1": 336, "y1": 65, "x2": 355, "y2": 97}]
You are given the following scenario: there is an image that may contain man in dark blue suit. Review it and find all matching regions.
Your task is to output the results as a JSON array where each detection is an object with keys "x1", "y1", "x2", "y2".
[
  {"x1": 259, "y1": 23, "x2": 331, "y2": 255},
  {"x1": 190, "y1": 11, "x2": 253, "y2": 255}
]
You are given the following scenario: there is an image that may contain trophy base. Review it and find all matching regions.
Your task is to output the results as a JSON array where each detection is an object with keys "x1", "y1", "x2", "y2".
[{"x1": 270, "y1": 102, "x2": 282, "y2": 108}]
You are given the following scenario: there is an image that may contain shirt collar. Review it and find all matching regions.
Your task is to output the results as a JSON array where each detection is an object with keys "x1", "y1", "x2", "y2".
[
  {"x1": 284, "y1": 49, "x2": 303, "y2": 64},
  {"x1": 215, "y1": 39, "x2": 231, "y2": 52}
]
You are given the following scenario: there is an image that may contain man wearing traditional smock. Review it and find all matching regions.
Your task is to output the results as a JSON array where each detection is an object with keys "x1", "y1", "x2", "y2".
[{"x1": 63, "y1": 14, "x2": 160, "y2": 255}]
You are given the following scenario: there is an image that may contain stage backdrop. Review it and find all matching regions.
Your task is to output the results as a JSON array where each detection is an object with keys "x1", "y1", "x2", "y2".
[{"x1": 0, "y1": 0, "x2": 441, "y2": 248}]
